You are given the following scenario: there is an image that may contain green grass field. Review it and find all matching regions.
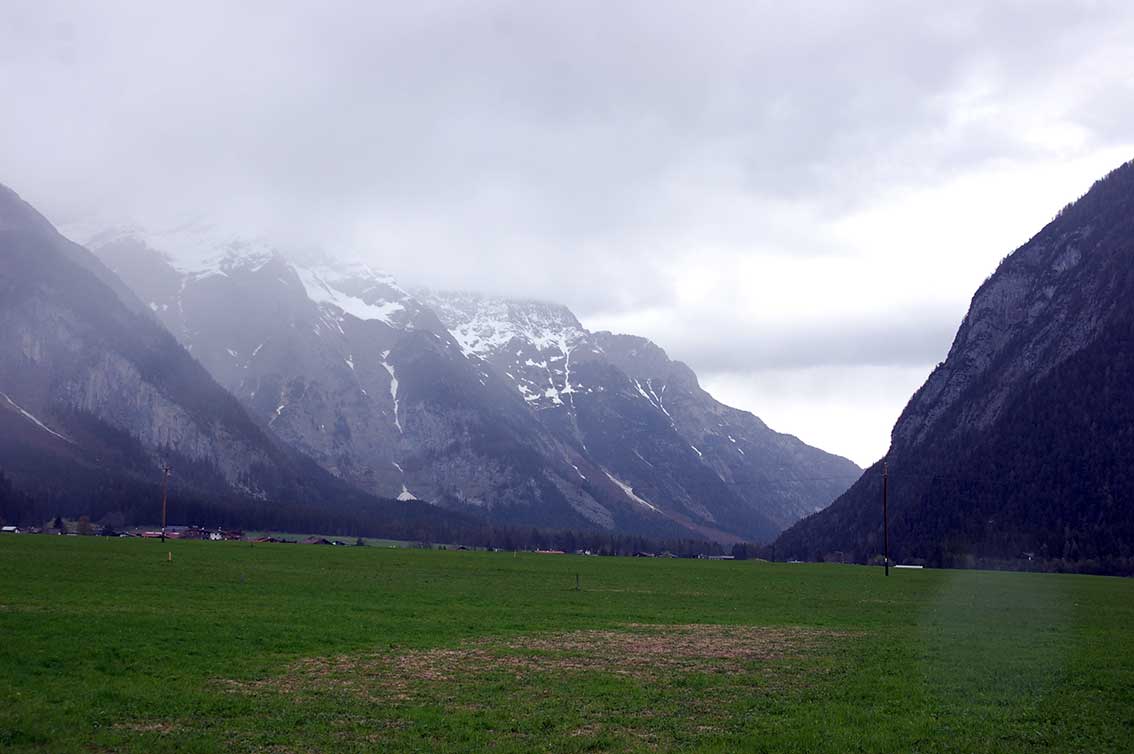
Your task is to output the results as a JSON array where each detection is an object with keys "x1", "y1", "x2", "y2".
[{"x1": 2, "y1": 536, "x2": 1132, "y2": 753}]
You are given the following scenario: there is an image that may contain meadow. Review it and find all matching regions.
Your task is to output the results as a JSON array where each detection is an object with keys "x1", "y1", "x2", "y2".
[{"x1": 1, "y1": 536, "x2": 1132, "y2": 753}]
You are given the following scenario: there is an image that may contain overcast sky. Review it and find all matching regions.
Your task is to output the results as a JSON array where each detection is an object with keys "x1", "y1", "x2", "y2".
[{"x1": 3, "y1": 1, "x2": 1133, "y2": 466}]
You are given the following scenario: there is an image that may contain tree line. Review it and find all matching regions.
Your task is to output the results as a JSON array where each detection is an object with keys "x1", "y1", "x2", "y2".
[{"x1": 0, "y1": 468, "x2": 724, "y2": 558}]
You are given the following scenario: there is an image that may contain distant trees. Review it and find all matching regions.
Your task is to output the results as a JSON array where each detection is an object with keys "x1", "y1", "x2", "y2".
[
  {"x1": 0, "y1": 467, "x2": 726, "y2": 555},
  {"x1": 98, "y1": 511, "x2": 126, "y2": 532},
  {"x1": 0, "y1": 471, "x2": 35, "y2": 527},
  {"x1": 731, "y1": 543, "x2": 759, "y2": 560}
]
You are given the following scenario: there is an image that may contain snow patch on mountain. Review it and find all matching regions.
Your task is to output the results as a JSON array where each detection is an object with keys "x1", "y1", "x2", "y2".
[
  {"x1": 603, "y1": 469, "x2": 659, "y2": 512},
  {"x1": 417, "y1": 291, "x2": 586, "y2": 359},
  {"x1": 295, "y1": 265, "x2": 406, "y2": 325},
  {"x1": 71, "y1": 221, "x2": 277, "y2": 276},
  {"x1": 2, "y1": 392, "x2": 74, "y2": 444},
  {"x1": 418, "y1": 291, "x2": 592, "y2": 411},
  {"x1": 381, "y1": 350, "x2": 402, "y2": 433},
  {"x1": 70, "y1": 221, "x2": 423, "y2": 330}
]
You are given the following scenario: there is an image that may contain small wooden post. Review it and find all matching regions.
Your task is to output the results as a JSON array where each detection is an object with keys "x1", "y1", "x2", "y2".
[{"x1": 575, "y1": 573, "x2": 580, "y2": 591}]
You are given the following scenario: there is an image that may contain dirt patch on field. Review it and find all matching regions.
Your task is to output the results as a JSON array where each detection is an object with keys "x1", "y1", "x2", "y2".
[
  {"x1": 222, "y1": 624, "x2": 844, "y2": 701},
  {"x1": 392, "y1": 624, "x2": 836, "y2": 682},
  {"x1": 113, "y1": 721, "x2": 180, "y2": 735}
]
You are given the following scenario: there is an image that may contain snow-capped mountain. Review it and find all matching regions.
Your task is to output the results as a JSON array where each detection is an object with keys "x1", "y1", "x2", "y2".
[
  {"x1": 418, "y1": 292, "x2": 589, "y2": 409},
  {"x1": 77, "y1": 226, "x2": 681, "y2": 537},
  {"x1": 75, "y1": 223, "x2": 859, "y2": 542},
  {"x1": 418, "y1": 291, "x2": 863, "y2": 532}
]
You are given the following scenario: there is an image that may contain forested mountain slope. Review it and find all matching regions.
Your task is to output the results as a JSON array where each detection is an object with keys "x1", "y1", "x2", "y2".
[{"x1": 777, "y1": 160, "x2": 1134, "y2": 572}]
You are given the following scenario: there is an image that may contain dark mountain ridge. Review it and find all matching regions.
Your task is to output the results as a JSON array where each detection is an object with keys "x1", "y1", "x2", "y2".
[{"x1": 776, "y1": 159, "x2": 1134, "y2": 573}]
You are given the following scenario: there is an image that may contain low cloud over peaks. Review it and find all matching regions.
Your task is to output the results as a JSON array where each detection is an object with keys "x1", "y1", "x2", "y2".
[{"x1": 3, "y1": 0, "x2": 1133, "y2": 463}]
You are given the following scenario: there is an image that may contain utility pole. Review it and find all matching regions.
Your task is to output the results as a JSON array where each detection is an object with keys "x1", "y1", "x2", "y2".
[
  {"x1": 883, "y1": 460, "x2": 890, "y2": 576},
  {"x1": 160, "y1": 464, "x2": 171, "y2": 543}
]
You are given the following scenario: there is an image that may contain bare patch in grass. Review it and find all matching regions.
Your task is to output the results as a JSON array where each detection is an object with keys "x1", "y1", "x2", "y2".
[
  {"x1": 393, "y1": 624, "x2": 838, "y2": 682},
  {"x1": 570, "y1": 722, "x2": 603, "y2": 737},
  {"x1": 223, "y1": 624, "x2": 846, "y2": 701},
  {"x1": 113, "y1": 720, "x2": 180, "y2": 735}
]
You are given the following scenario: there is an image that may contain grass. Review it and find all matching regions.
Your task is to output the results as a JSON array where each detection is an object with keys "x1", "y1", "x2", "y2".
[{"x1": 1, "y1": 536, "x2": 1132, "y2": 752}]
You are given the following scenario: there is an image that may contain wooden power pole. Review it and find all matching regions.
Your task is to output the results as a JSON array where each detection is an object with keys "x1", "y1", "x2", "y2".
[
  {"x1": 161, "y1": 464, "x2": 171, "y2": 543},
  {"x1": 883, "y1": 460, "x2": 890, "y2": 576}
]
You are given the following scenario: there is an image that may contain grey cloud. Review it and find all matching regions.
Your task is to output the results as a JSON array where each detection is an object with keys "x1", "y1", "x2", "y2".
[
  {"x1": 5, "y1": 1, "x2": 1132, "y2": 232},
  {"x1": 4, "y1": 0, "x2": 1130, "y2": 464}
]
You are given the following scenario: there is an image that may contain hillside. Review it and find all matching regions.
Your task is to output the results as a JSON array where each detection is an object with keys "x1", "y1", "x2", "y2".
[{"x1": 776, "y1": 159, "x2": 1134, "y2": 571}]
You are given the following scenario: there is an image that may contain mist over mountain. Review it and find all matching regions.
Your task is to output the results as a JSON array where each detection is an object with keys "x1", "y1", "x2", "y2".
[
  {"x1": 776, "y1": 159, "x2": 1134, "y2": 572},
  {"x1": 0, "y1": 183, "x2": 478, "y2": 538},
  {"x1": 64, "y1": 220, "x2": 859, "y2": 543}
]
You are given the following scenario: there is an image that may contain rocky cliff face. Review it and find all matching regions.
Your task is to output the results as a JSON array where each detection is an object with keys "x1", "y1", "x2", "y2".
[
  {"x1": 588, "y1": 332, "x2": 861, "y2": 530},
  {"x1": 894, "y1": 223, "x2": 1108, "y2": 450},
  {"x1": 0, "y1": 187, "x2": 277, "y2": 494},
  {"x1": 777, "y1": 159, "x2": 1134, "y2": 568}
]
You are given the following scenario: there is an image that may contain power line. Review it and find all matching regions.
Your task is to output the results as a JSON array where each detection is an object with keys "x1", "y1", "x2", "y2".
[{"x1": 883, "y1": 460, "x2": 890, "y2": 577}]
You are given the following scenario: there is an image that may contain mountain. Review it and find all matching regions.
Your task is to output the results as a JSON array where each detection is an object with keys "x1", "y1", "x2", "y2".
[
  {"x1": 80, "y1": 228, "x2": 695, "y2": 539},
  {"x1": 776, "y1": 159, "x2": 1134, "y2": 571},
  {"x1": 0, "y1": 184, "x2": 473, "y2": 538},
  {"x1": 418, "y1": 291, "x2": 862, "y2": 536},
  {"x1": 79, "y1": 226, "x2": 859, "y2": 542}
]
